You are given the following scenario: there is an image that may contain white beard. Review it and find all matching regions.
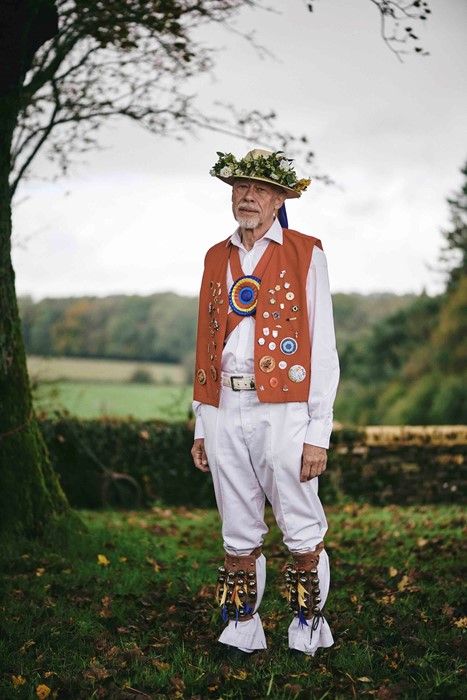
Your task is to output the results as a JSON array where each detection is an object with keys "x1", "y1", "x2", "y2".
[{"x1": 235, "y1": 214, "x2": 261, "y2": 229}]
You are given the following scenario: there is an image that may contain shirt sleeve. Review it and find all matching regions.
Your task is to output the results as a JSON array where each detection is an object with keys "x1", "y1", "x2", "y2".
[
  {"x1": 192, "y1": 399, "x2": 205, "y2": 439},
  {"x1": 304, "y1": 245, "x2": 340, "y2": 449}
]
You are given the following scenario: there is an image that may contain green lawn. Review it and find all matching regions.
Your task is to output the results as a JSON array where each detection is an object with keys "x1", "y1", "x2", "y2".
[
  {"x1": 33, "y1": 381, "x2": 193, "y2": 421},
  {"x1": 1, "y1": 504, "x2": 465, "y2": 699}
]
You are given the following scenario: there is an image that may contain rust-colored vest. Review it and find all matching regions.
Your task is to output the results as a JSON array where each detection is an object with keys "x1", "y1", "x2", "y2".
[{"x1": 193, "y1": 228, "x2": 322, "y2": 407}]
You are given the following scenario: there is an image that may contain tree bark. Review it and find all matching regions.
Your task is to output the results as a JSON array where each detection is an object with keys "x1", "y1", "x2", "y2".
[{"x1": 0, "y1": 0, "x2": 81, "y2": 539}]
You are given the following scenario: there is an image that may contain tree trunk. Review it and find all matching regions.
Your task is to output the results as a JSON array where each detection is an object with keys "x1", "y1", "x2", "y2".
[{"x1": 0, "y1": 0, "x2": 82, "y2": 540}]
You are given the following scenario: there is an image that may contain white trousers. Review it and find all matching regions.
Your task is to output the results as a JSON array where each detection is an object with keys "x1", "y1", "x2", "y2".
[{"x1": 200, "y1": 382, "x2": 334, "y2": 655}]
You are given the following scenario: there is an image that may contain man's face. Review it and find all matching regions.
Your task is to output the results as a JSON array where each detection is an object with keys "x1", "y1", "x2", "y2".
[{"x1": 231, "y1": 179, "x2": 285, "y2": 229}]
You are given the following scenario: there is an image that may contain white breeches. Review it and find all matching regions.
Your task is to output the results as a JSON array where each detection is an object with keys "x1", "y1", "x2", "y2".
[{"x1": 200, "y1": 382, "x2": 334, "y2": 655}]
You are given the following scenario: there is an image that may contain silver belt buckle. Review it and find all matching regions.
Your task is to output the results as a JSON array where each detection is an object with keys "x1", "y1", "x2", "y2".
[{"x1": 230, "y1": 375, "x2": 243, "y2": 391}]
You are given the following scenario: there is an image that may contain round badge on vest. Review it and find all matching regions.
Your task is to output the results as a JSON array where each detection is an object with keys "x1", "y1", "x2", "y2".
[
  {"x1": 280, "y1": 337, "x2": 298, "y2": 355},
  {"x1": 288, "y1": 365, "x2": 306, "y2": 383},
  {"x1": 259, "y1": 356, "x2": 276, "y2": 373},
  {"x1": 229, "y1": 275, "x2": 261, "y2": 316},
  {"x1": 197, "y1": 369, "x2": 207, "y2": 385}
]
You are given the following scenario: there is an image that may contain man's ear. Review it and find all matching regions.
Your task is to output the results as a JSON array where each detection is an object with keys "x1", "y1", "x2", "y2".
[{"x1": 275, "y1": 191, "x2": 286, "y2": 209}]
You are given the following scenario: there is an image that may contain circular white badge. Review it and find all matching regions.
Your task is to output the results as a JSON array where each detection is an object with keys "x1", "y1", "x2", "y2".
[
  {"x1": 268, "y1": 342, "x2": 276, "y2": 351},
  {"x1": 278, "y1": 360, "x2": 287, "y2": 370},
  {"x1": 288, "y1": 365, "x2": 307, "y2": 383},
  {"x1": 258, "y1": 337, "x2": 265, "y2": 346}
]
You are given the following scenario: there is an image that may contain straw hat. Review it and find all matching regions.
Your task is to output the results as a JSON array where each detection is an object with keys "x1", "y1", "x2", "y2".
[{"x1": 210, "y1": 148, "x2": 311, "y2": 199}]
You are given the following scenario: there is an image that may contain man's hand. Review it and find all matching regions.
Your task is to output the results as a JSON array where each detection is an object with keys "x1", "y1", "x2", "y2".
[
  {"x1": 300, "y1": 443, "x2": 327, "y2": 482},
  {"x1": 191, "y1": 438, "x2": 210, "y2": 472}
]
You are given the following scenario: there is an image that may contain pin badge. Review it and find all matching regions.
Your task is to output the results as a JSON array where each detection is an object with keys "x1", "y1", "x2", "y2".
[
  {"x1": 288, "y1": 365, "x2": 306, "y2": 383},
  {"x1": 269, "y1": 377, "x2": 279, "y2": 388},
  {"x1": 280, "y1": 337, "x2": 298, "y2": 355},
  {"x1": 259, "y1": 356, "x2": 276, "y2": 373},
  {"x1": 197, "y1": 369, "x2": 207, "y2": 385},
  {"x1": 268, "y1": 342, "x2": 276, "y2": 351},
  {"x1": 258, "y1": 337, "x2": 265, "y2": 346},
  {"x1": 286, "y1": 292, "x2": 295, "y2": 301},
  {"x1": 263, "y1": 327, "x2": 270, "y2": 336},
  {"x1": 284, "y1": 282, "x2": 290, "y2": 289},
  {"x1": 278, "y1": 360, "x2": 288, "y2": 370},
  {"x1": 210, "y1": 365, "x2": 218, "y2": 381},
  {"x1": 263, "y1": 311, "x2": 270, "y2": 319}
]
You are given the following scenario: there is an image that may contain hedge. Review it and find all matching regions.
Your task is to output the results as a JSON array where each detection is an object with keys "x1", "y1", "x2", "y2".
[{"x1": 38, "y1": 417, "x2": 467, "y2": 509}]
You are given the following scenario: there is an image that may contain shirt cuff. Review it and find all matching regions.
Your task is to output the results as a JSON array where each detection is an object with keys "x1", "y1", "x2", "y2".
[
  {"x1": 194, "y1": 413, "x2": 205, "y2": 440},
  {"x1": 304, "y1": 415, "x2": 333, "y2": 449}
]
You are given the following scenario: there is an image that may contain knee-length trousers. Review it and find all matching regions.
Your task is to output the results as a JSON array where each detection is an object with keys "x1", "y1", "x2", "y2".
[{"x1": 200, "y1": 380, "x2": 334, "y2": 654}]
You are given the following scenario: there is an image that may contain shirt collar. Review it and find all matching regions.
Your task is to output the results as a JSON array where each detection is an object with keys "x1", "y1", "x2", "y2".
[{"x1": 226, "y1": 217, "x2": 283, "y2": 249}]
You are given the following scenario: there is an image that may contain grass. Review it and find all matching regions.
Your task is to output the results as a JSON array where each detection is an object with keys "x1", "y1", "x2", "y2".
[
  {"x1": 1, "y1": 504, "x2": 465, "y2": 699},
  {"x1": 27, "y1": 356, "x2": 185, "y2": 385},
  {"x1": 33, "y1": 382, "x2": 192, "y2": 421}
]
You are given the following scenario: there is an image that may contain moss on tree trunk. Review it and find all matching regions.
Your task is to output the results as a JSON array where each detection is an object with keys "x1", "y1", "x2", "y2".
[{"x1": 0, "y1": 2, "x2": 83, "y2": 540}]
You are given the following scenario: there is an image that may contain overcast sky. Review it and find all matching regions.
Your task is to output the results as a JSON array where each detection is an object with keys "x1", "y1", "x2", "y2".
[{"x1": 12, "y1": 0, "x2": 467, "y2": 301}]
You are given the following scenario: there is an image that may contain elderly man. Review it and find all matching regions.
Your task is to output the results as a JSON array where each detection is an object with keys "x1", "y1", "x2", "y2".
[{"x1": 191, "y1": 148, "x2": 339, "y2": 656}]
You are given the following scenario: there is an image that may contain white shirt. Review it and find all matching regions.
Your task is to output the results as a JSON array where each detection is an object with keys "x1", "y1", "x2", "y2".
[{"x1": 192, "y1": 217, "x2": 340, "y2": 449}]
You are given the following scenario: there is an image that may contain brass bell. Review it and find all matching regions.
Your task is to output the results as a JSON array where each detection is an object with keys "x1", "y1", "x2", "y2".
[
  {"x1": 299, "y1": 576, "x2": 307, "y2": 584},
  {"x1": 238, "y1": 570, "x2": 245, "y2": 576},
  {"x1": 237, "y1": 578, "x2": 244, "y2": 585},
  {"x1": 314, "y1": 596, "x2": 321, "y2": 604},
  {"x1": 218, "y1": 566, "x2": 226, "y2": 573},
  {"x1": 238, "y1": 589, "x2": 245, "y2": 598},
  {"x1": 299, "y1": 570, "x2": 306, "y2": 576},
  {"x1": 310, "y1": 568, "x2": 318, "y2": 575},
  {"x1": 312, "y1": 605, "x2": 320, "y2": 614},
  {"x1": 248, "y1": 572, "x2": 255, "y2": 579}
]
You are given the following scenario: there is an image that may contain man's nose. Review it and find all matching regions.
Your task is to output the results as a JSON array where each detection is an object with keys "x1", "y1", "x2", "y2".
[{"x1": 243, "y1": 184, "x2": 256, "y2": 199}]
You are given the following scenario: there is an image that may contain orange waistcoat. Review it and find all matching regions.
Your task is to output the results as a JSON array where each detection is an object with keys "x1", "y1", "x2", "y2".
[{"x1": 193, "y1": 228, "x2": 322, "y2": 407}]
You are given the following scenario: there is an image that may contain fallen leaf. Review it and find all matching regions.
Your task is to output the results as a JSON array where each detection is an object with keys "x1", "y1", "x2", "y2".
[
  {"x1": 97, "y1": 554, "x2": 110, "y2": 566},
  {"x1": 417, "y1": 537, "x2": 428, "y2": 547},
  {"x1": 232, "y1": 670, "x2": 248, "y2": 680},
  {"x1": 397, "y1": 575, "x2": 411, "y2": 592},
  {"x1": 36, "y1": 684, "x2": 51, "y2": 699},
  {"x1": 357, "y1": 676, "x2": 372, "y2": 682},
  {"x1": 35, "y1": 567, "x2": 46, "y2": 577},
  {"x1": 153, "y1": 660, "x2": 170, "y2": 671},
  {"x1": 388, "y1": 567, "x2": 398, "y2": 577},
  {"x1": 453, "y1": 616, "x2": 467, "y2": 629},
  {"x1": 11, "y1": 675, "x2": 26, "y2": 687}
]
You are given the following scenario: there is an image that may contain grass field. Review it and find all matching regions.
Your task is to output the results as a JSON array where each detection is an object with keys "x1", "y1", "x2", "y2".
[
  {"x1": 27, "y1": 356, "x2": 186, "y2": 384},
  {"x1": 1, "y1": 504, "x2": 465, "y2": 699},
  {"x1": 33, "y1": 381, "x2": 193, "y2": 420},
  {"x1": 27, "y1": 356, "x2": 192, "y2": 420}
]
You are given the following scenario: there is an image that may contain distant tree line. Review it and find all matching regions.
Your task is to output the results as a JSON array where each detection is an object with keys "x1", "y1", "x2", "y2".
[{"x1": 18, "y1": 290, "x2": 415, "y2": 364}]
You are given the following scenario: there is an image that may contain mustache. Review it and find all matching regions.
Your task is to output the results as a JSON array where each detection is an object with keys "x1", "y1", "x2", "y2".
[{"x1": 237, "y1": 205, "x2": 260, "y2": 213}]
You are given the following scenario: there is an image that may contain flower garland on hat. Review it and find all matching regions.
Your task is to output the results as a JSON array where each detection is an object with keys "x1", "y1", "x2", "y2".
[{"x1": 210, "y1": 149, "x2": 311, "y2": 198}]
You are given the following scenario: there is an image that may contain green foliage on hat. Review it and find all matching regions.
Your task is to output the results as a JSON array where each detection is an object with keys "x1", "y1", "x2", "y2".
[{"x1": 210, "y1": 149, "x2": 311, "y2": 195}]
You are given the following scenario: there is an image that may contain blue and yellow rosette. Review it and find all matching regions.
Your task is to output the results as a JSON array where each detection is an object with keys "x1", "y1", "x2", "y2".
[{"x1": 229, "y1": 275, "x2": 261, "y2": 316}]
